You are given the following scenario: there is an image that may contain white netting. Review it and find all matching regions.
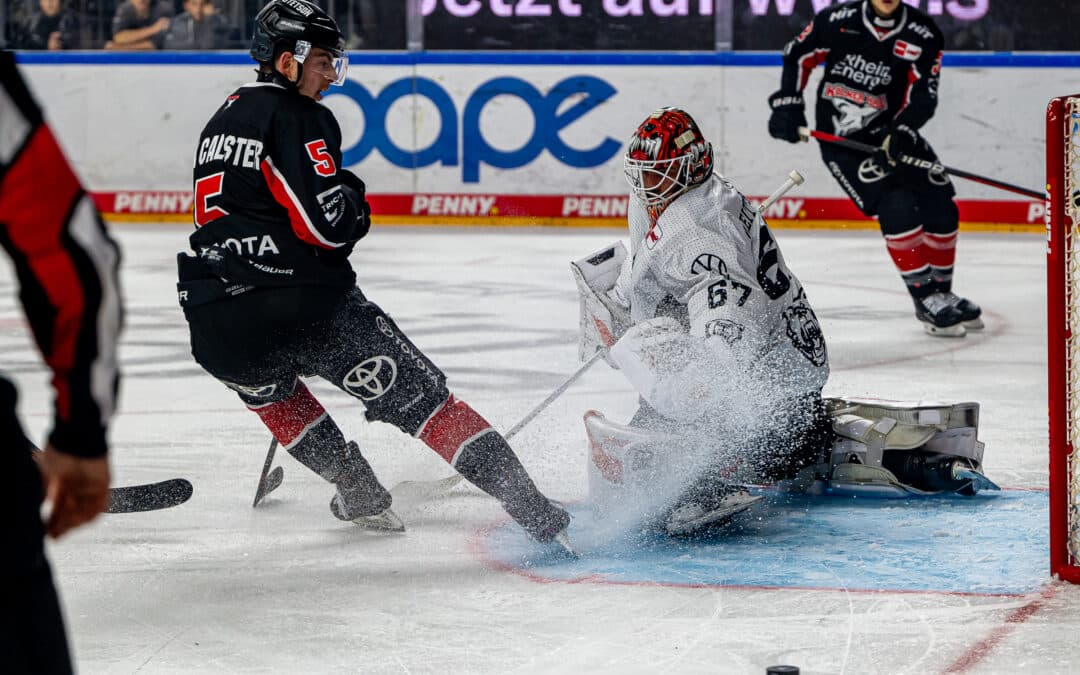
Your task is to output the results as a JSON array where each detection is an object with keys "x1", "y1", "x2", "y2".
[{"x1": 1067, "y1": 98, "x2": 1080, "y2": 564}]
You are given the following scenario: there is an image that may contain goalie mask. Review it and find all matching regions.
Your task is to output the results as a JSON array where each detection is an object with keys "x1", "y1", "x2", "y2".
[
  {"x1": 251, "y1": 0, "x2": 348, "y2": 86},
  {"x1": 624, "y1": 107, "x2": 714, "y2": 219}
]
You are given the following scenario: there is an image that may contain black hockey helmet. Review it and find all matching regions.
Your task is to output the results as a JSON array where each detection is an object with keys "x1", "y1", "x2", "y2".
[{"x1": 250, "y1": 0, "x2": 348, "y2": 85}]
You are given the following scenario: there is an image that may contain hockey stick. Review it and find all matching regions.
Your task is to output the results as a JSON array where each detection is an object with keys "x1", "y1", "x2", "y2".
[
  {"x1": 798, "y1": 126, "x2": 1042, "y2": 200},
  {"x1": 390, "y1": 350, "x2": 608, "y2": 499},
  {"x1": 252, "y1": 437, "x2": 285, "y2": 507},
  {"x1": 107, "y1": 478, "x2": 194, "y2": 513},
  {"x1": 30, "y1": 446, "x2": 193, "y2": 513}
]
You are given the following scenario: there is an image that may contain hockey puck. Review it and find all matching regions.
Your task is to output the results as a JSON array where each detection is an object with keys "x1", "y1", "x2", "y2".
[{"x1": 766, "y1": 667, "x2": 799, "y2": 675}]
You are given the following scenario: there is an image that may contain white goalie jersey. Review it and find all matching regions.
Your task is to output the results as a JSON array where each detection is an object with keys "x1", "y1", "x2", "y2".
[{"x1": 609, "y1": 173, "x2": 829, "y2": 421}]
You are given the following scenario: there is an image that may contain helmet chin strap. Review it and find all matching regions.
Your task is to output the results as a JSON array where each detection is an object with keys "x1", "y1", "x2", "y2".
[{"x1": 256, "y1": 61, "x2": 302, "y2": 90}]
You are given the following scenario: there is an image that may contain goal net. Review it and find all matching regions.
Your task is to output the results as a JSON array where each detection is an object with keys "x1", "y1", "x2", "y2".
[{"x1": 1048, "y1": 94, "x2": 1080, "y2": 583}]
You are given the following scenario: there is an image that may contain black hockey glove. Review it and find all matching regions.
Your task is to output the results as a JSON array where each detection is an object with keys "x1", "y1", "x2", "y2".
[
  {"x1": 873, "y1": 123, "x2": 923, "y2": 174},
  {"x1": 339, "y1": 170, "x2": 372, "y2": 241},
  {"x1": 767, "y1": 91, "x2": 807, "y2": 144}
]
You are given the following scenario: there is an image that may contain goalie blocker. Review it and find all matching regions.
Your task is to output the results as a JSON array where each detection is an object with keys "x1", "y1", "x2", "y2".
[
  {"x1": 586, "y1": 396, "x2": 998, "y2": 527},
  {"x1": 570, "y1": 241, "x2": 631, "y2": 361}
]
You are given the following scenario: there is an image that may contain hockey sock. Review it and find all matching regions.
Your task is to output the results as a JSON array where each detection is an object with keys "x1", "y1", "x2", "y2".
[
  {"x1": 924, "y1": 230, "x2": 958, "y2": 294},
  {"x1": 248, "y1": 381, "x2": 347, "y2": 482},
  {"x1": 418, "y1": 394, "x2": 570, "y2": 542},
  {"x1": 883, "y1": 226, "x2": 935, "y2": 299}
]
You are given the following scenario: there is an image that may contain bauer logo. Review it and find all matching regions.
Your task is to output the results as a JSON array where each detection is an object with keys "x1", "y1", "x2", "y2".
[{"x1": 325, "y1": 76, "x2": 622, "y2": 183}]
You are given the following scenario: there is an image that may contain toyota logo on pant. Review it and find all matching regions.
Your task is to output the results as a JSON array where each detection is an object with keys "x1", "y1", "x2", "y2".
[{"x1": 343, "y1": 356, "x2": 398, "y2": 401}]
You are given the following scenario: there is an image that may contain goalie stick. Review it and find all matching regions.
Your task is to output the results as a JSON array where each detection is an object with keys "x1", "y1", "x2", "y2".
[
  {"x1": 389, "y1": 349, "x2": 608, "y2": 500},
  {"x1": 798, "y1": 126, "x2": 1041, "y2": 199}
]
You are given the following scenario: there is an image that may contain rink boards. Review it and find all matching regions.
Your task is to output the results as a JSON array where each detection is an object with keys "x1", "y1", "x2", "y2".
[{"x1": 17, "y1": 51, "x2": 1080, "y2": 230}]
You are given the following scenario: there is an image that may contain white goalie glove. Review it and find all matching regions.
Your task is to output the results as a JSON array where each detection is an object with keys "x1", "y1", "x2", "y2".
[{"x1": 570, "y1": 242, "x2": 631, "y2": 361}]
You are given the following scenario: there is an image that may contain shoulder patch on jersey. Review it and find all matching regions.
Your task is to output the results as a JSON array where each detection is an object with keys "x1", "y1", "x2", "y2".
[{"x1": 783, "y1": 302, "x2": 827, "y2": 367}]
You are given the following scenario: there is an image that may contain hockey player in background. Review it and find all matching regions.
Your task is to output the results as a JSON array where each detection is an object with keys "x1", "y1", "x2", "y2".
[
  {"x1": 767, "y1": 0, "x2": 983, "y2": 337},
  {"x1": 1, "y1": 50, "x2": 123, "y2": 673},
  {"x1": 573, "y1": 108, "x2": 998, "y2": 536},
  {"x1": 176, "y1": 0, "x2": 570, "y2": 548}
]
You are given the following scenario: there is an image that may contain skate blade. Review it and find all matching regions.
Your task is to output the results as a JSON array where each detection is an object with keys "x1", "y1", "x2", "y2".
[
  {"x1": 952, "y1": 466, "x2": 1001, "y2": 493},
  {"x1": 963, "y1": 317, "x2": 985, "y2": 330},
  {"x1": 552, "y1": 530, "x2": 578, "y2": 558},
  {"x1": 922, "y1": 322, "x2": 966, "y2": 338},
  {"x1": 351, "y1": 507, "x2": 406, "y2": 533},
  {"x1": 666, "y1": 494, "x2": 763, "y2": 535}
]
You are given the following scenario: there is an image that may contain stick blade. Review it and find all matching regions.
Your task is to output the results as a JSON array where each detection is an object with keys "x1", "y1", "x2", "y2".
[
  {"x1": 106, "y1": 478, "x2": 193, "y2": 513},
  {"x1": 390, "y1": 474, "x2": 465, "y2": 502},
  {"x1": 252, "y1": 466, "x2": 284, "y2": 507}
]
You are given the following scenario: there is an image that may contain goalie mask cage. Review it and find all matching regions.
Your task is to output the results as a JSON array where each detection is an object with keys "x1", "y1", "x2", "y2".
[{"x1": 1047, "y1": 94, "x2": 1080, "y2": 583}]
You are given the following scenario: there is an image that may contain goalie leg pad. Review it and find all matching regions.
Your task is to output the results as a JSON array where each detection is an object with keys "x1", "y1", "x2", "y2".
[{"x1": 821, "y1": 397, "x2": 993, "y2": 495}]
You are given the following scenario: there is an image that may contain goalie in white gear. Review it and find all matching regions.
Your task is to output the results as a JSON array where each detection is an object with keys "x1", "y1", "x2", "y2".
[{"x1": 573, "y1": 108, "x2": 997, "y2": 535}]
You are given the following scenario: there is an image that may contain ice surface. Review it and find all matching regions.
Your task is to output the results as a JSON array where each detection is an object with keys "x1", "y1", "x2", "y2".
[{"x1": 3, "y1": 225, "x2": 1079, "y2": 674}]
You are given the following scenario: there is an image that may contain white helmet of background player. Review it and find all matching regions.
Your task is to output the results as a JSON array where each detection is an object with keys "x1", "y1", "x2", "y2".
[
  {"x1": 250, "y1": 0, "x2": 348, "y2": 86},
  {"x1": 623, "y1": 107, "x2": 714, "y2": 220}
]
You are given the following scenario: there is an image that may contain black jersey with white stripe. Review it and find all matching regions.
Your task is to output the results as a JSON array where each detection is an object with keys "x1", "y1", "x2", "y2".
[
  {"x1": 187, "y1": 82, "x2": 362, "y2": 288},
  {"x1": 779, "y1": 0, "x2": 944, "y2": 141}
]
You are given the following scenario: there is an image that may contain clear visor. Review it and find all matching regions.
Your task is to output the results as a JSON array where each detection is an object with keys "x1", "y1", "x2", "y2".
[
  {"x1": 294, "y1": 40, "x2": 349, "y2": 86},
  {"x1": 623, "y1": 154, "x2": 690, "y2": 208}
]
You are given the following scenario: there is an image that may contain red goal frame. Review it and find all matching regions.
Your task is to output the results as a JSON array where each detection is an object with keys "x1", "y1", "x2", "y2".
[{"x1": 1047, "y1": 94, "x2": 1080, "y2": 583}]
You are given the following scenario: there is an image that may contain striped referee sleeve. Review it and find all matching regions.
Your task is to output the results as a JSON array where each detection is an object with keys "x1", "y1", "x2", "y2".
[{"x1": 0, "y1": 51, "x2": 122, "y2": 458}]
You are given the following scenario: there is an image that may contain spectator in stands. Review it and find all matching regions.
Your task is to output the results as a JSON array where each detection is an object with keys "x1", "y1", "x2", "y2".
[
  {"x1": 12, "y1": 0, "x2": 80, "y2": 50},
  {"x1": 105, "y1": 0, "x2": 174, "y2": 50},
  {"x1": 164, "y1": 0, "x2": 230, "y2": 49}
]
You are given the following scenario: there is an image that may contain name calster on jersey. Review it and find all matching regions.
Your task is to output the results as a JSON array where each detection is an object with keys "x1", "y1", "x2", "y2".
[{"x1": 196, "y1": 133, "x2": 265, "y2": 169}]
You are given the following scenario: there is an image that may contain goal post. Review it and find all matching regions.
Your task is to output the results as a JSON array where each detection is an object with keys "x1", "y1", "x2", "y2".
[{"x1": 1047, "y1": 94, "x2": 1080, "y2": 583}]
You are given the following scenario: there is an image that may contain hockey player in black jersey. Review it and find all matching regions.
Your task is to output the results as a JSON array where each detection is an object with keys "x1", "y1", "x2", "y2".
[
  {"x1": 768, "y1": 0, "x2": 983, "y2": 337},
  {"x1": 176, "y1": 0, "x2": 570, "y2": 547}
]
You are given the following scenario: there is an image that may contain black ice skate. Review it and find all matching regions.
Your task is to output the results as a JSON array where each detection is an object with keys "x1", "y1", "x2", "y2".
[
  {"x1": 939, "y1": 291, "x2": 984, "y2": 330},
  {"x1": 914, "y1": 292, "x2": 967, "y2": 337},
  {"x1": 665, "y1": 484, "x2": 762, "y2": 535},
  {"x1": 330, "y1": 442, "x2": 404, "y2": 532}
]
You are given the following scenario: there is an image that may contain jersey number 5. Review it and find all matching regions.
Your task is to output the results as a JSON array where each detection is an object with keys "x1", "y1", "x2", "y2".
[
  {"x1": 194, "y1": 172, "x2": 229, "y2": 227},
  {"x1": 305, "y1": 140, "x2": 336, "y2": 177}
]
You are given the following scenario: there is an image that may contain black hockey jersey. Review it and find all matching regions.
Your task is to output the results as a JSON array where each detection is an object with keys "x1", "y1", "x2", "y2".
[
  {"x1": 186, "y1": 82, "x2": 363, "y2": 288},
  {"x1": 779, "y1": 0, "x2": 943, "y2": 140}
]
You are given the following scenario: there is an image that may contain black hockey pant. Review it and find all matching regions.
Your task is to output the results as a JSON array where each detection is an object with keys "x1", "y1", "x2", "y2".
[{"x1": 821, "y1": 130, "x2": 961, "y2": 298}]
